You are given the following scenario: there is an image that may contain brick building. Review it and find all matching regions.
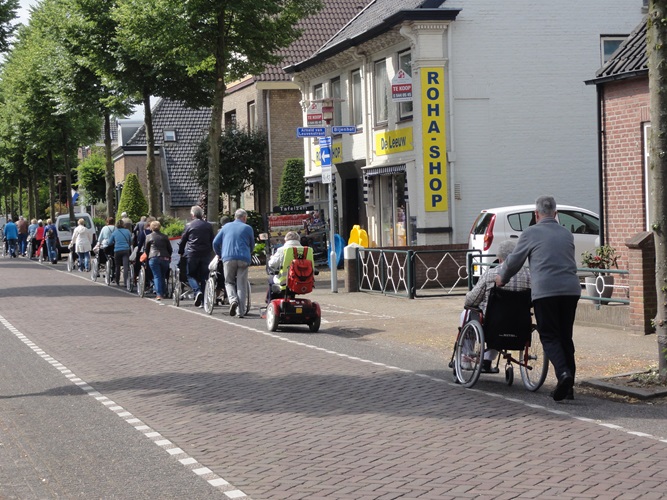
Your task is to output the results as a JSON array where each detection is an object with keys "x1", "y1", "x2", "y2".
[{"x1": 586, "y1": 17, "x2": 656, "y2": 332}]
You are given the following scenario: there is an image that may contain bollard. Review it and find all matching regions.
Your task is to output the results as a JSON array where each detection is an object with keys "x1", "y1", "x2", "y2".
[{"x1": 344, "y1": 244, "x2": 361, "y2": 292}]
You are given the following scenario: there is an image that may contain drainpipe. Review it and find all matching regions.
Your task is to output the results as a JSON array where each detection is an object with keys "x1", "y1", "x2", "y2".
[
  {"x1": 596, "y1": 84, "x2": 605, "y2": 246},
  {"x1": 446, "y1": 24, "x2": 456, "y2": 244},
  {"x1": 265, "y1": 89, "x2": 274, "y2": 210}
]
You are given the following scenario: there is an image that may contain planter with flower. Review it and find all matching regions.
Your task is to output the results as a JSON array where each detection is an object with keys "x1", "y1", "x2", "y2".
[{"x1": 581, "y1": 245, "x2": 617, "y2": 300}]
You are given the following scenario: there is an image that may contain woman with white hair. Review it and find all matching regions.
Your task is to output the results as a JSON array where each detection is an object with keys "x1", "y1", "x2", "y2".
[
  {"x1": 459, "y1": 239, "x2": 531, "y2": 372},
  {"x1": 70, "y1": 218, "x2": 94, "y2": 272}
]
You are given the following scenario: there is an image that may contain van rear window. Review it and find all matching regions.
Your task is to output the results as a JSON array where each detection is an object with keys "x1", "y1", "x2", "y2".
[{"x1": 471, "y1": 213, "x2": 494, "y2": 235}]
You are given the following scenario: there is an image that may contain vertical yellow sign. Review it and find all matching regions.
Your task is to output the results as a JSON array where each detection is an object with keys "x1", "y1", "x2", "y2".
[{"x1": 421, "y1": 68, "x2": 448, "y2": 212}]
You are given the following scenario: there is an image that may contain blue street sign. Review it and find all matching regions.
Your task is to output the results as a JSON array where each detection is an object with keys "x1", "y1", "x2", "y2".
[
  {"x1": 332, "y1": 126, "x2": 357, "y2": 134},
  {"x1": 320, "y1": 146, "x2": 332, "y2": 167},
  {"x1": 296, "y1": 127, "x2": 326, "y2": 138},
  {"x1": 319, "y1": 136, "x2": 332, "y2": 147}
]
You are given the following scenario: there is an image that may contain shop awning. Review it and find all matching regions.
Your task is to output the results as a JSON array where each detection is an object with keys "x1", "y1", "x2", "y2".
[{"x1": 362, "y1": 164, "x2": 406, "y2": 177}]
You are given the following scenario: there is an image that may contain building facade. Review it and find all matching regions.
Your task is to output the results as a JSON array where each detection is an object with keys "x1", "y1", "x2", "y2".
[{"x1": 286, "y1": 0, "x2": 646, "y2": 247}]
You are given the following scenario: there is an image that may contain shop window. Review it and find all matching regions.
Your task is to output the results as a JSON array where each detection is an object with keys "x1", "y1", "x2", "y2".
[{"x1": 379, "y1": 173, "x2": 407, "y2": 246}]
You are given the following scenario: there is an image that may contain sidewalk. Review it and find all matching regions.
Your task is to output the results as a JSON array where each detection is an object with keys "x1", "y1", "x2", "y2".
[{"x1": 255, "y1": 267, "x2": 660, "y2": 391}]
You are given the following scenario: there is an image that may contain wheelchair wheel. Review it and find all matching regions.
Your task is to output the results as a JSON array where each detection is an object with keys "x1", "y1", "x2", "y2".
[
  {"x1": 454, "y1": 320, "x2": 484, "y2": 388},
  {"x1": 26, "y1": 240, "x2": 32, "y2": 259},
  {"x1": 91, "y1": 257, "x2": 99, "y2": 282},
  {"x1": 126, "y1": 265, "x2": 135, "y2": 292},
  {"x1": 105, "y1": 260, "x2": 113, "y2": 286},
  {"x1": 520, "y1": 327, "x2": 549, "y2": 391},
  {"x1": 67, "y1": 252, "x2": 75, "y2": 272},
  {"x1": 38, "y1": 247, "x2": 44, "y2": 263},
  {"x1": 138, "y1": 267, "x2": 146, "y2": 298},
  {"x1": 245, "y1": 280, "x2": 252, "y2": 315},
  {"x1": 204, "y1": 276, "x2": 216, "y2": 315},
  {"x1": 266, "y1": 301, "x2": 279, "y2": 332},
  {"x1": 166, "y1": 268, "x2": 174, "y2": 299},
  {"x1": 505, "y1": 364, "x2": 514, "y2": 386},
  {"x1": 308, "y1": 302, "x2": 321, "y2": 332},
  {"x1": 173, "y1": 270, "x2": 181, "y2": 306}
]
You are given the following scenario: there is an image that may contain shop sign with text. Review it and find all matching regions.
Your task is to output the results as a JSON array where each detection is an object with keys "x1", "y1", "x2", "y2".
[
  {"x1": 374, "y1": 127, "x2": 413, "y2": 156},
  {"x1": 421, "y1": 68, "x2": 448, "y2": 212}
]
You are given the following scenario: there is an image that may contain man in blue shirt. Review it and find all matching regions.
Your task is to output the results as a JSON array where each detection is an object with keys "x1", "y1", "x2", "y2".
[
  {"x1": 213, "y1": 209, "x2": 254, "y2": 318},
  {"x1": 3, "y1": 217, "x2": 18, "y2": 258}
]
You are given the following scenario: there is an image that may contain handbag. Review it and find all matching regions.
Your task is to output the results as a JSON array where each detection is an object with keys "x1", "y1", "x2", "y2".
[
  {"x1": 129, "y1": 246, "x2": 138, "y2": 262},
  {"x1": 208, "y1": 255, "x2": 219, "y2": 271}
]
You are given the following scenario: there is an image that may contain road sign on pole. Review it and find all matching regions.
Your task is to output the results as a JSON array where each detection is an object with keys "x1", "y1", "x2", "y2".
[
  {"x1": 332, "y1": 126, "x2": 357, "y2": 134},
  {"x1": 320, "y1": 136, "x2": 332, "y2": 184},
  {"x1": 296, "y1": 127, "x2": 326, "y2": 138}
]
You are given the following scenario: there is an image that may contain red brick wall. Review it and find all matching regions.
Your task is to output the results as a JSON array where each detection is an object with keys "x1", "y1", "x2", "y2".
[{"x1": 601, "y1": 78, "x2": 650, "y2": 269}]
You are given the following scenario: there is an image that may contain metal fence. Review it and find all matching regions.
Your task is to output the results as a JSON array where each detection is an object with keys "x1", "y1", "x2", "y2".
[
  {"x1": 356, "y1": 248, "x2": 630, "y2": 307},
  {"x1": 356, "y1": 248, "x2": 472, "y2": 298}
]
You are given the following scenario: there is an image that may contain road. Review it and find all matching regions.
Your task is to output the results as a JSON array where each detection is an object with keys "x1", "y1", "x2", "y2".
[{"x1": 1, "y1": 257, "x2": 666, "y2": 499}]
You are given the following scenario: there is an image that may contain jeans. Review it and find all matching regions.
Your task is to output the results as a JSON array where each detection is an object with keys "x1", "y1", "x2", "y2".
[
  {"x1": 77, "y1": 251, "x2": 90, "y2": 271},
  {"x1": 7, "y1": 238, "x2": 18, "y2": 257},
  {"x1": 186, "y1": 254, "x2": 209, "y2": 295},
  {"x1": 149, "y1": 257, "x2": 170, "y2": 298},
  {"x1": 223, "y1": 259, "x2": 249, "y2": 316},
  {"x1": 114, "y1": 249, "x2": 130, "y2": 286},
  {"x1": 533, "y1": 295, "x2": 580, "y2": 380},
  {"x1": 45, "y1": 238, "x2": 57, "y2": 262},
  {"x1": 18, "y1": 233, "x2": 27, "y2": 255}
]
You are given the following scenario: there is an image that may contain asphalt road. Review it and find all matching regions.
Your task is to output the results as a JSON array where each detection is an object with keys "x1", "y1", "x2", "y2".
[{"x1": 1, "y1": 257, "x2": 666, "y2": 499}]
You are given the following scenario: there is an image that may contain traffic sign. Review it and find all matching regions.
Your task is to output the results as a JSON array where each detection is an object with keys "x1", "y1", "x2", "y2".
[
  {"x1": 332, "y1": 126, "x2": 357, "y2": 134},
  {"x1": 296, "y1": 127, "x2": 326, "y2": 138}
]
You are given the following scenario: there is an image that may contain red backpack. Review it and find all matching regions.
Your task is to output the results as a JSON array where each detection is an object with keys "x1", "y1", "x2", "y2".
[{"x1": 287, "y1": 246, "x2": 314, "y2": 294}]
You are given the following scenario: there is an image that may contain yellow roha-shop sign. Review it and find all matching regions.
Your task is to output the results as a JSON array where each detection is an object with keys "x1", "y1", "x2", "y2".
[
  {"x1": 374, "y1": 127, "x2": 413, "y2": 156},
  {"x1": 421, "y1": 68, "x2": 448, "y2": 212},
  {"x1": 314, "y1": 140, "x2": 342, "y2": 166}
]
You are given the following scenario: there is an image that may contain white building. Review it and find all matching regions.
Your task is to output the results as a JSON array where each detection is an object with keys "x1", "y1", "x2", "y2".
[{"x1": 285, "y1": 0, "x2": 646, "y2": 247}]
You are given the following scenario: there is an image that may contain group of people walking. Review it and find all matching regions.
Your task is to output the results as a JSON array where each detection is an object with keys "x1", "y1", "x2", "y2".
[{"x1": 1, "y1": 216, "x2": 60, "y2": 263}]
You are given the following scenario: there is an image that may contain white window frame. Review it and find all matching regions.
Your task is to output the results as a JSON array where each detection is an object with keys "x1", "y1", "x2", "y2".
[
  {"x1": 163, "y1": 130, "x2": 176, "y2": 142},
  {"x1": 600, "y1": 35, "x2": 627, "y2": 65},
  {"x1": 350, "y1": 69, "x2": 363, "y2": 127},
  {"x1": 374, "y1": 59, "x2": 389, "y2": 125},
  {"x1": 644, "y1": 122, "x2": 652, "y2": 231},
  {"x1": 331, "y1": 77, "x2": 342, "y2": 127},
  {"x1": 248, "y1": 101, "x2": 256, "y2": 130},
  {"x1": 397, "y1": 50, "x2": 413, "y2": 120}
]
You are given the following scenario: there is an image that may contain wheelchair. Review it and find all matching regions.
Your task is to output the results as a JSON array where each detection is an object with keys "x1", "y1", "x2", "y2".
[
  {"x1": 451, "y1": 287, "x2": 548, "y2": 391},
  {"x1": 91, "y1": 246, "x2": 114, "y2": 285},
  {"x1": 172, "y1": 257, "x2": 192, "y2": 306},
  {"x1": 136, "y1": 258, "x2": 154, "y2": 298},
  {"x1": 202, "y1": 258, "x2": 251, "y2": 316}
]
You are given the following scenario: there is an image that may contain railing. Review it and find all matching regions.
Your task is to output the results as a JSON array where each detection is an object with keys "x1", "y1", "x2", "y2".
[
  {"x1": 356, "y1": 248, "x2": 472, "y2": 298},
  {"x1": 578, "y1": 267, "x2": 629, "y2": 307}
]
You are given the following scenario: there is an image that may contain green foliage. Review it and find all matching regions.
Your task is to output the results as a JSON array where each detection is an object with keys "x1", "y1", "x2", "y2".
[
  {"x1": 581, "y1": 245, "x2": 618, "y2": 270},
  {"x1": 220, "y1": 210, "x2": 264, "y2": 240},
  {"x1": 277, "y1": 158, "x2": 305, "y2": 207},
  {"x1": 116, "y1": 173, "x2": 148, "y2": 222},
  {"x1": 194, "y1": 129, "x2": 270, "y2": 201},
  {"x1": 77, "y1": 149, "x2": 107, "y2": 205},
  {"x1": 252, "y1": 242, "x2": 266, "y2": 257},
  {"x1": 161, "y1": 216, "x2": 185, "y2": 238},
  {"x1": 0, "y1": 0, "x2": 18, "y2": 53},
  {"x1": 92, "y1": 216, "x2": 106, "y2": 232}
]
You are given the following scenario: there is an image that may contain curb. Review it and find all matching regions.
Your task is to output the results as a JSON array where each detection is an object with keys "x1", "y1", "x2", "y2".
[{"x1": 581, "y1": 371, "x2": 667, "y2": 400}]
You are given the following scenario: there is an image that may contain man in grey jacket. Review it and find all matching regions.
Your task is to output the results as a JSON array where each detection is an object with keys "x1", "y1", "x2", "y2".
[{"x1": 495, "y1": 195, "x2": 580, "y2": 401}]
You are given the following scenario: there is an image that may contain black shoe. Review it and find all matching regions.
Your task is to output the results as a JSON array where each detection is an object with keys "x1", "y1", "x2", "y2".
[
  {"x1": 482, "y1": 360, "x2": 500, "y2": 374},
  {"x1": 553, "y1": 372, "x2": 574, "y2": 401},
  {"x1": 194, "y1": 292, "x2": 203, "y2": 307},
  {"x1": 550, "y1": 388, "x2": 574, "y2": 400},
  {"x1": 229, "y1": 301, "x2": 238, "y2": 317}
]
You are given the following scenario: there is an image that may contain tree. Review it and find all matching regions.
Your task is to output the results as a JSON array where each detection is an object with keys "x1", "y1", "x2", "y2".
[
  {"x1": 77, "y1": 149, "x2": 107, "y2": 205},
  {"x1": 648, "y1": 0, "x2": 667, "y2": 382},
  {"x1": 277, "y1": 158, "x2": 305, "y2": 207},
  {"x1": 116, "y1": 173, "x2": 148, "y2": 222},
  {"x1": 194, "y1": 127, "x2": 269, "y2": 216},
  {"x1": 0, "y1": 0, "x2": 18, "y2": 53},
  {"x1": 110, "y1": 0, "x2": 321, "y2": 224}
]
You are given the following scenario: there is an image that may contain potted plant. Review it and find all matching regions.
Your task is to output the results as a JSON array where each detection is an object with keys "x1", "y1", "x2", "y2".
[{"x1": 581, "y1": 245, "x2": 617, "y2": 300}]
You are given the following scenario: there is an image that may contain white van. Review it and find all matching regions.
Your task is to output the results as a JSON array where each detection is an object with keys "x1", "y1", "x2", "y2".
[{"x1": 55, "y1": 213, "x2": 97, "y2": 254}]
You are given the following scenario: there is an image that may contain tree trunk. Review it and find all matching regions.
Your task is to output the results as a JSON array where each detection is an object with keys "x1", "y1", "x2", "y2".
[
  {"x1": 32, "y1": 168, "x2": 39, "y2": 219},
  {"x1": 18, "y1": 174, "x2": 23, "y2": 217},
  {"x1": 48, "y1": 150, "x2": 55, "y2": 219},
  {"x1": 648, "y1": 0, "x2": 667, "y2": 382},
  {"x1": 104, "y1": 110, "x2": 115, "y2": 218},
  {"x1": 27, "y1": 172, "x2": 34, "y2": 220},
  {"x1": 143, "y1": 89, "x2": 159, "y2": 217},
  {"x1": 207, "y1": 11, "x2": 227, "y2": 228},
  {"x1": 63, "y1": 128, "x2": 75, "y2": 222}
]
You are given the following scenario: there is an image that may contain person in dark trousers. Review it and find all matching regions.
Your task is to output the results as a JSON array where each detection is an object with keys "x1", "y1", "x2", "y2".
[
  {"x1": 144, "y1": 220, "x2": 173, "y2": 302},
  {"x1": 495, "y1": 195, "x2": 581, "y2": 401},
  {"x1": 178, "y1": 206, "x2": 214, "y2": 307}
]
